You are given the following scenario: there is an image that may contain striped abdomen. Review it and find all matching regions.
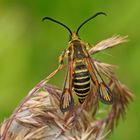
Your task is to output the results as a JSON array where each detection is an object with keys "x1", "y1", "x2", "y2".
[{"x1": 73, "y1": 61, "x2": 90, "y2": 103}]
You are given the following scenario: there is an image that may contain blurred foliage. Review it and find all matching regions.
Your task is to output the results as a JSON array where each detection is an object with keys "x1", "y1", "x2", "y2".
[{"x1": 0, "y1": 0, "x2": 139, "y2": 140}]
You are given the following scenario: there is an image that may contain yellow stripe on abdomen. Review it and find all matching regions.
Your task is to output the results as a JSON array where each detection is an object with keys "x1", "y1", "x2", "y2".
[{"x1": 73, "y1": 61, "x2": 90, "y2": 103}]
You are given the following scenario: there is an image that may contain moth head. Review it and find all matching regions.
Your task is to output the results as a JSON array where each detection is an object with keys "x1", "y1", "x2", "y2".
[{"x1": 71, "y1": 32, "x2": 79, "y2": 41}]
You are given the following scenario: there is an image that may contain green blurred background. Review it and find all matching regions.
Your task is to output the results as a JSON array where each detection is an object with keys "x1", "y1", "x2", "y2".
[{"x1": 0, "y1": 0, "x2": 139, "y2": 139}]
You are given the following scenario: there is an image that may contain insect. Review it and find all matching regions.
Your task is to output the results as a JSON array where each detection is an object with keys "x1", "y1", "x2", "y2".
[{"x1": 42, "y1": 12, "x2": 113, "y2": 112}]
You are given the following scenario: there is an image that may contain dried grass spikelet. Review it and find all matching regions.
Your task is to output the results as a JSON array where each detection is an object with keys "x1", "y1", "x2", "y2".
[{"x1": 0, "y1": 35, "x2": 133, "y2": 140}]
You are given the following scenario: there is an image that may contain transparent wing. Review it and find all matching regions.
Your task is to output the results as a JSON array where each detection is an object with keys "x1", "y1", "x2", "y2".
[
  {"x1": 85, "y1": 58, "x2": 113, "y2": 104},
  {"x1": 98, "y1": 82, "x2": 113, "y2": 104},
  {"x1": 60, "y1": 61, "x2": 74, "y2": 112}
]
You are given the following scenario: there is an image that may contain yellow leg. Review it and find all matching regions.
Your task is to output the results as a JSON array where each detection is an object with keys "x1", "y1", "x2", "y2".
[{"x1": 59, "y1": 49, "x2": 66, "y2": 64}]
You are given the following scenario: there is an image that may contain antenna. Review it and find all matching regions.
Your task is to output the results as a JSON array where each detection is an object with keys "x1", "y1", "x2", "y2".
[
  {"x1": 42, "y1": 17, "x2": 72, "y2": 36},
  {"x1": 76, "y1": 12, "x2": 107, "y2": 35}
]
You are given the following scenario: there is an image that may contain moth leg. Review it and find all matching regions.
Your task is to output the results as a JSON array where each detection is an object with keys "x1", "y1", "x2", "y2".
[
  {"x1": 59, "y1": 49, "x2": 66, "y2": 64},
  {"x1": 85, "y1": 42, "x2": 94, "y2": 51}
]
